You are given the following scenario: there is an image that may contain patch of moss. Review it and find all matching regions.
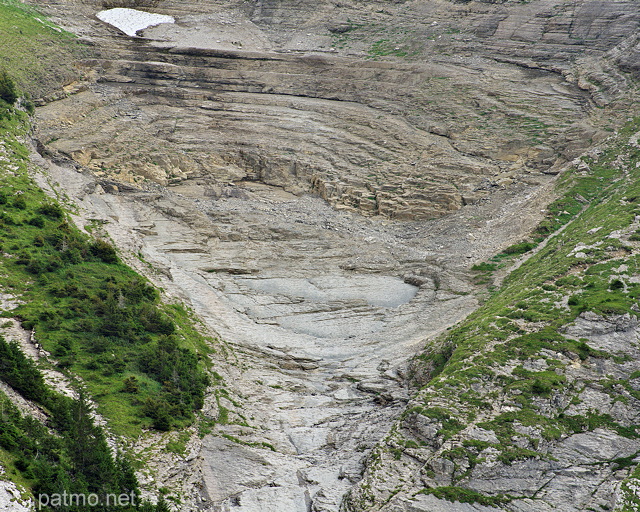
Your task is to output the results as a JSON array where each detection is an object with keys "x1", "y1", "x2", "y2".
[{"x1": 418, "y1": 486, "x2": 512, "y2": 507}]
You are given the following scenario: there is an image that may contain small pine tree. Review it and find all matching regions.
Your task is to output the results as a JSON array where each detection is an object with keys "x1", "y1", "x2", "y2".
[
  {"x1": 0, "y1": 69, "x2": 18, "y2": 105},
  {"x1": 138, "y1": 501, "x2": 155, "y2": 512},
  {"x1": 155, "y1": 496, "x2": 171, "y2": 512}
]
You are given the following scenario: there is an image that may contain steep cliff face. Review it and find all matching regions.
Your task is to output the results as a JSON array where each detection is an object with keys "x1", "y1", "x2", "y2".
[
  {"x1": 38, "y1": 0, "x2": 640, "y2": 220},
  {"x1": 9, "y1": 0, "x2": 640, "y2": 511}
]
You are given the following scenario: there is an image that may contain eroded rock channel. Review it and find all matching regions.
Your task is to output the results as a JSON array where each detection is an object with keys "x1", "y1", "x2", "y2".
[
  {"x1": 29, "y1": 0, "x2": 640, "y2": 510},
  {"x1": 36, "y1": 153, "x2": 491, "y2": 511}
]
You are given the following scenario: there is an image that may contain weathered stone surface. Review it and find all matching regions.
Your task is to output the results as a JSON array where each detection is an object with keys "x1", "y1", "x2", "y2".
[
  {"x1": 37, "y1": 0, "x2": 640, "y2": 220},
  {"x1": 345, "y1": 309, "x2": 640, "y2": 512},
  {"x1": 0, "y1": 478, "x2": 32, "y2": 512},
  {"x1": 23, "y1": 0, "x2": 640, "y2": 511}
]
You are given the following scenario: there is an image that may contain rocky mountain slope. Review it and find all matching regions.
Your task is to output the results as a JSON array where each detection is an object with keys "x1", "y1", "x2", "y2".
[
  {"x1": 1, "y1": 0, "x2": 640, "y2": 511},
  {"x1": 345, "y1": 118, "x2": 640, "y2": 511},
  {"x1": 38, "y1": 0, "x2": 639, "y2": 220}
]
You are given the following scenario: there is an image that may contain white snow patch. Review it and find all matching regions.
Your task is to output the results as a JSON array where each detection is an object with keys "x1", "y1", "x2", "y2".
[{"x1": 97, "y1": 8, "x2": 174, "y2": 37}]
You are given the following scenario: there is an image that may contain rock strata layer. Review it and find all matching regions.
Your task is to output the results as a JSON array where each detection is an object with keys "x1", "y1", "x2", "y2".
[
  {"x1": 24, "y1": 0, "x2": 640, "y2": 511},
  {"x1": 38, "y1": 0, "x2": 640, "y2": 220}
]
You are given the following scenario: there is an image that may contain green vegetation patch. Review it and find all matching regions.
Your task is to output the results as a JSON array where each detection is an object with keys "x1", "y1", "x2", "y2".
[
  {"x1": 418, "y1": 486, "x2": 511, "y2": 507},
  {"x1": 368, "y1": 39, "x2": 409, "y2": 58},
  {"x1": 0, "y1": 99, "x2": 214, "y2": 436},
  {"x1": 0, "y1": 343, "x2": 175, "y2": 511},
  {"x1": 402, "y1": 115, "x2": 640, "y2": 501},
  {"x1": 0, "y1": 343, "x2": 139, "y2": 511},
  {"x1": 0, "y1": 0, "x2": 91, "y2": 98},
  {"x1": 502, "y1": 241, "x2": 537, "y2": 255}
]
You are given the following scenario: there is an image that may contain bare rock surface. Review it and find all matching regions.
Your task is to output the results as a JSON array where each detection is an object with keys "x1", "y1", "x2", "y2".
[
  {"x1": 30, "y1": 140, "x2": 551, "y2": 511},
  {"x1": 0, "y1": 478, "x2": 32, "y2": 512},
  {"x1": 23, "y1": 0, "x2": 640, "y2": 510},
  {"x1": 37, "y1": 0, "x2": 640, "y2": 221},
  {"x1": 344, "y1": 311, "x2": 640, "y2": 512}
]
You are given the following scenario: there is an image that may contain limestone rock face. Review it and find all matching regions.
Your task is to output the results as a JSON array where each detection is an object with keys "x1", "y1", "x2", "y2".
[
  {"x1": 344, "y1": 313, "x2": 640, "y2": 512},
  {"x1": 0, "y1": 479, "x2": 32, "y2": 512},
  {"x1": 25, "y1": 0, "x2": 640, "y2": 511},
  {"x1": 36, "y1": 0, "x2": 640, "y2": 220}
]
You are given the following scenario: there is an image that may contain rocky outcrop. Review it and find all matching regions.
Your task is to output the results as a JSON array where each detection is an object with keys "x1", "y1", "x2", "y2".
[
  {"x1": 344, "y1": 312, "x2": 640, "y2": 511},
  {"x1": 0, "y1": 478, "x2": 32, "y2": 512},
  {"x1": 36, "y1": 0, "x2": 640, "y2": 220},
  {"x1": 22, "y1": 0, "x2": 640, "y2": 511},
  {"x1": 341, "y1": 118, "x2": 640, "y2": 511}
]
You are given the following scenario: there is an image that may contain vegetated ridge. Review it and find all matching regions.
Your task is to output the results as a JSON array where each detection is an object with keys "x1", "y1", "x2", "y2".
[{"x1": 346, "y1": 118, "x2": 640, "y2": 510}]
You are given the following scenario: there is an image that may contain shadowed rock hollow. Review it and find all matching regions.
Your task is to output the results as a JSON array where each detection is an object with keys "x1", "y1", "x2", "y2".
[{"x1": 28, "y1": 0, "x2": 640, "y2": 511}]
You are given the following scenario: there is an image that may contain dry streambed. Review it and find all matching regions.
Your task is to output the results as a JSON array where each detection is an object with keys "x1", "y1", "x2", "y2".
[{"x1": 32, "y1": 140, "x2": 554, "y2": 510}]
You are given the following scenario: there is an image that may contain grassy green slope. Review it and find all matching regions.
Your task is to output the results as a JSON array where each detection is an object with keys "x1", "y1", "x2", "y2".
[
  {"x1": 0, "y1": 100, "x2": 216, "y2": 436},
  {"x1": 416, "y1": 115, "x2": 640, "y2": 431},
  {"x1": 0, "y1": 0, "x2": 89, "y2": 98}
]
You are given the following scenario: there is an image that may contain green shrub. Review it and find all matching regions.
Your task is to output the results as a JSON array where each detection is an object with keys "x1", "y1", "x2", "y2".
[
  {"x1": 23, "y1": 97, "x2": 34, "y2": 114},
  {"x1": 419, "y1": 486, "x2": 510, "y2": 507},
  {"x1": 471, "y1": 262, "x2": 497, "y2": 272},
  {"x1": 139, "y1": 304, "x2": 175, "y2": 334},
  {"x1": 122, "y1": 376, "x2": 140, "y2": 393},
  {"x1": 155, "y1": 496, "x2": 171, "y2": 512},
  {"x1": 535, "y1": 220, "x2": 555, "y2": 236},
  {"x1": 27, "y1": 215, "x2": 45, "y2": 227},
  {"x1": 502, "y1": 242, "x2": 536, "y2": 255},
  {"x1": 609, "y1": 279, "x2": 624, "y2": 290},
  {"x1": 90, "y1": 239, "x2": 119, "y2": 263},
  {"x1": 143, "y1": 397, "x2": 173, "y2": 431},
  {"x1": 0, "y1": 68, "x2": 18, "y2": 104},
  {"x1": 413, "y1": 343, "x2": 455, "y2": 385},
  {"x1": 12, "y1": 196, "x2": 26, "y2": 209},
  {"x1": 497, "y1": 447, "x2": 539, "y2": 465},
  {"x1": 531, "y1": 379, "x2": 551, "y2": 395},
  {"x1": 575, "y1": 341, "x2": 594, "y2": 361},
  {"x1": 36, "y1": 202, "x2": 64, "y2": 219}
]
